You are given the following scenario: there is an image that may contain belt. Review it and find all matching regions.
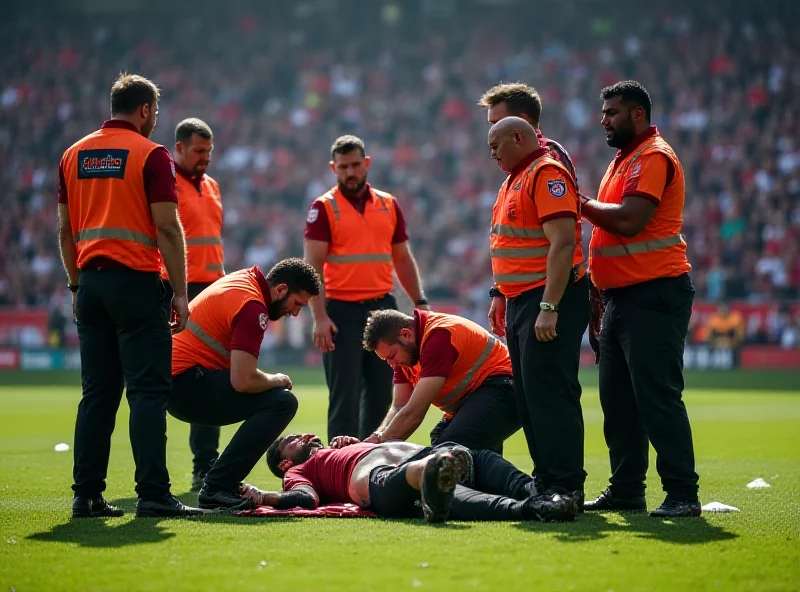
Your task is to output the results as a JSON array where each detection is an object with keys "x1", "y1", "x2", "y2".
[
  {"x1": 80, "y1": 256, "x2": 132, "y2": 271},
  {"x1": 329, "y1": 294, "x2": 390, "y2": 305}
]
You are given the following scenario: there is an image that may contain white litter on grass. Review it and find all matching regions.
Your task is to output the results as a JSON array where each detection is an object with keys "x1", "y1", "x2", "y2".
[
  {"x1": 746, "y1": 478, "x2": 771, "y2": 489},
  {"x1": 701, "y1": 502, "x2": 740, "y2": 513},
  {"x1": 54, "y1": 443, "x2": 70, "y2": 452}
]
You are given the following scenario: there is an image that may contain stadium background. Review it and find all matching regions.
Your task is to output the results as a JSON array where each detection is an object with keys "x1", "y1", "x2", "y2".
[{"x1": 1, "y1": 0, "x2": 799, "y2": 378}]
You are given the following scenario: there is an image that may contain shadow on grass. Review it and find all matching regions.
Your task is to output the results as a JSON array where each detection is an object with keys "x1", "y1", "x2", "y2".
[
  {"x1": 27, "y1": 518, "x2": 177, "y2": 548},
  {"x1": 513, "y1": 511, "x2": 738, "y2": 544}
]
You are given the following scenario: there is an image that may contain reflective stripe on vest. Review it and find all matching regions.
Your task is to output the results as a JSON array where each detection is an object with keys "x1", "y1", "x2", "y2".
[
  {"x1": 438, "y1": 336, "x2": 501, "y2": 413},
  {"x1": 489, "y1": 246, "x2": 550, "y2": 258},
  {"x1": 593, "y1": 234, "x2": 684, "y2": 258},
  {"x1": 492, "y1": 271, "x2": 548, "y2": 284},
  {"x1": 73, "y1": 227, "x2": 157, "y2": 247},
  {"x1": 186, "y1": 236, "x2": 223, "y2": 246},
  {"x1": 205, "y1": 263, "x2": 224, "y2": 272},
  {"x1": 491, "y1": 224, "x2": 546, "y2": 239},
  {"x1": 327, "y1": 253, "x2": 393, "y2": 264},
  {"x1": 323, "y1": 194, "x2": 340, "y2": 221},
  {"x1": 187, "y1": 319, "x2": 230, "y2": 359}
]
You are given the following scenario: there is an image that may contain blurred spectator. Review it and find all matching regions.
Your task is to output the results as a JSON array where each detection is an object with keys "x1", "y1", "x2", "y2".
[{"x1": 704, "y1": 303, "x2": 745, "y2": 349}]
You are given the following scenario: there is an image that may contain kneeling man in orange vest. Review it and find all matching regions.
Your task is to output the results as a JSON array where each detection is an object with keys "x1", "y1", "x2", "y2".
[
  {"x1": 169, "y1": 258, "x2": 321, "y2": 510},
  {"x1": 360, "y1": 310, "x2": 521, "y2": 454}
]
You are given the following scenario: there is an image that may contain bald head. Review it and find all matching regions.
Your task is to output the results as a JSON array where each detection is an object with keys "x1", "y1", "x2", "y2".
[{"x1": 488, "y1": 116, "x2": 540, "y2": 173}]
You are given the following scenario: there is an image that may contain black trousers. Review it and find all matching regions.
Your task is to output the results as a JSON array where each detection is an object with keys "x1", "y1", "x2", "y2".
[
  {"x1": 368, "y1": 445, "x2": 534, "y2": 521},
  {"x1": 428, "y1": 376, "x2": 521, "y2": 454},
  {"x1": 169, "y1": 366, "x2": 298, "y2": 492},
  {"x1": 73, "y1": 268, "x2": 172, "y2": 500},
  {"x1": 599, "y1": 273, "x2": 699, "y2": 500},
  {"x1": 505, "y1": 275, "x2": 589, "y2": 493},
  {"x1": 164, "y1": 280, "x2": 220, "y2": 474},
  {"x1": 324, "y1": 294, "x2": 397, "y2": 441}
]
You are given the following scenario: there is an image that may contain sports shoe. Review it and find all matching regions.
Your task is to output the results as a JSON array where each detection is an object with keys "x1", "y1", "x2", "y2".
[
  {"x1": 72, "y1": 496, "x2": 124, "y2": 518},
  {"x1": 521, "y1": 492, "x2": 579, "y2": 522},
  {"x1": 584, "y1": 488, "x2": 647, "y2": 512},
  {"x1": 650, "y1": 497, "x2": 701, "y2": 518},
  {"x1": 135, "y1": 494, "x2": 206, "y2": 518},
  {"x1": 198, "y1": 484, "x2": 256, "y2": 511},
  {"x1": 420, "y1": 452, "x2": 458, "y2": 523}
]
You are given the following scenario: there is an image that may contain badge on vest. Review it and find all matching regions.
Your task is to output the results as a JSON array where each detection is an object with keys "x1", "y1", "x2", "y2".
[
  {"x1": 77, "y1": 149, "x2": 130, "y2": 180},
  {"x1": 547, "y1": 179, "x2": 566, "y2": 198}
]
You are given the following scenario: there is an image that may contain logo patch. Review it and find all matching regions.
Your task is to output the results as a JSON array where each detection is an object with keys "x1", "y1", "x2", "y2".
[
  {"x1": 630, "y1": 162, "x2": 642, "y2": 177},
  {"x1": 259, "y1": 313, "x2": 268, "y2": 330},
  {"x1": 507, "y1": 201, "x2": 517, "y2": 221},
  {"x1": 306, "y1": 207, "x2": 319, "y2": 223},
  {"x1": 170, "y1": 160, "x2": 176, "y2": 178},
  {"x1": 77, "y1": 149, "x2": 130, "y2": 180},
  {"x1": 513, "y1": 180, "x2": 522, "y2": 190},
  {"x1": 547, "y1": 179, "x2": 566, "y2": 198}
]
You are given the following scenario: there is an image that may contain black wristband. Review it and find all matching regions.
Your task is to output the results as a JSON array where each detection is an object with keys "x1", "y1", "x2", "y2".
[
  {"x1": 415, "y1": 297, "x2": 429, "y2": 306},
  {"x1": 68, "y1": 283, "x2": 79, "y2": 293},
  {"x1": 488, "y1": 286, "x2": 504, "y2": 299},
  {"x1": 275, "y1": 490, "x2": 316, "y2": 510}
]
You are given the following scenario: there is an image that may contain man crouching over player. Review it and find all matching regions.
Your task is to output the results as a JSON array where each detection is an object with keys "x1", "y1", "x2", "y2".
[{"x1": 256, "y1": 434, "x2": 579, "y2": 523}]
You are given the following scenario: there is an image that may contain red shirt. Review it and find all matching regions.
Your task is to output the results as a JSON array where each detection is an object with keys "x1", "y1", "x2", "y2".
[
  {"x1": 58, "y1": 120, "x2": 178, "y2": 205},
  {"x1": 283, "y1": 443, "x2": 378, "y2": 504},
  {"x1": 304, "y1": 184, "x2": 409, "y2": 243},
  {"x1": 538, "y1": 130, "x2": 579, "y2": 188},
  {"x1": 393, "y1": 310, "x2": 459, "y2": 384},
  {"x1": 229, "y1": 266, "x2": 273, "y2": 358}
]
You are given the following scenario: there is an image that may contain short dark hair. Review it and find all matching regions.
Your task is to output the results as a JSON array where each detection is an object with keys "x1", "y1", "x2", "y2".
[
  {"x1": 175, "y1": 118, "x2": 213, "y2": 145},
  {"x1": 266, "y1": 258, "x2": 321, "y2": 296},
  {"x1": 601, "y1": 80, "x2": 652, "y2": 122},
  {"x1": 331, "y1": 135, "x2": 366, "y2": 159},
  {"x1": 266, "y1": 437, "x2": 286, "y2": 478},
  {"x1": 478, "y1": 83, "x2": 543, "y2": 126},
  {"x1": 362, "y1": 310, "x2": 414, "y2": 351},
  {"x1": 110, "y1": 73, "x2": 160, "y2": 116}
]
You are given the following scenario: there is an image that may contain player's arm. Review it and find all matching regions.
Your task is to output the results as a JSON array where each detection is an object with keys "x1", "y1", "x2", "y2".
[
  {"x1": 57, "y1": 204, "x2": 79, "y2": 287},
  {"x1": 378, "y1": 377, "x2": 445, "y2": 442},
  {"x1": 580, "y1": 155, "x2": 667, "y2": 237},
  {"x1": 259, "y1": 484, "x2": 319, "y2": 510}
]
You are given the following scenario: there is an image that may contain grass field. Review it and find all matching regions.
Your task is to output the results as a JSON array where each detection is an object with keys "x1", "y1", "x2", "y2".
[{"x1": 1, "y1": 372, "x2": 798, "y2": 591}]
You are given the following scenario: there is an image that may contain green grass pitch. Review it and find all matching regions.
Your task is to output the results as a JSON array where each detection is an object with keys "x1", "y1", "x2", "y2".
[{"x1": 0, "y1": 371, "x2": 798, "y2": 591}]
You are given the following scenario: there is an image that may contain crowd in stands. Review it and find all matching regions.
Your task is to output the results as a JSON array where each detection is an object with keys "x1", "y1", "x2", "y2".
[{"x1": 1, "y1": 2, "x2": 798, "y2": 348}]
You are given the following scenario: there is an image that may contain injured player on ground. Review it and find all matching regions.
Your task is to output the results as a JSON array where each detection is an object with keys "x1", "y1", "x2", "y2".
[{"x1": 252, "y1": 434, "x2": 579, "y2": 523}]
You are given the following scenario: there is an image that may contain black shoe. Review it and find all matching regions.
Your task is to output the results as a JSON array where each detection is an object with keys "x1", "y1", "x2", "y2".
[
  {"x1": 420, "y1": 452, "x2": 458, "y2": 523},
  {"x1": 198, "y1": 484, "x2": 256, "y2": 511},
  {"x1": 521, "y1": 492, "x2": 579, "y2": 522},
  {"x1": 72, "y1": 496, "x2": 124, "y2": 518},
  {"x1": 650, "y1": 498, "x2": 702, "y2": 518},
  {"x1": 584, "y1": 488, "x2": 647, "y2": 512},
  {"x1": 191, "y1": 471, "x2": 207, "y2": 492},
  {"x1": 443, "y1": 446, "x2": 474, "y2": 487},
  {"x1": 135, "y1": 494, "x2": 206, "y2": 518}
]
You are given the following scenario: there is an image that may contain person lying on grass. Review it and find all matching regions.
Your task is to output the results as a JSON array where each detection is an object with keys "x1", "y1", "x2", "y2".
[{"x1": 248, "y1": 434, "x2": 579, "y2": 523}]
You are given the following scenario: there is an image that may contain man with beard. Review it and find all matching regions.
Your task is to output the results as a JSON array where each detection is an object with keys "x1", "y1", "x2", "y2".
[
  {"x1": 159, "y1": 118, "x2": 226, "y2": 492},
  {"x1": 580, "y1": 81, "x2": 700, "y2": 518},
  {"x1": 304, "y1": 135, "x2": 428, "y2": 442},
  {"x1": 262, "y1": 434, "x2": 579, "y2": 523},
  {"x1": 486, "y1": 117, "x2": 589, "y2": 510},
  {"x1": 359, "y1": 309, "x2": 520, "y2": 454},
  {"x1": 168, "y1": 258, "x2": 321, "y2": 510}
]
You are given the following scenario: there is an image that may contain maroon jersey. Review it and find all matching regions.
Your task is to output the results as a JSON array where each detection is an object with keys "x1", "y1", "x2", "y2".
[{"x1": 283, "y1": 443, "x2": 378, "y2": 504}]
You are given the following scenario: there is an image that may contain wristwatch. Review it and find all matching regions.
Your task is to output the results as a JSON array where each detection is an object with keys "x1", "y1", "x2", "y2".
[
  {"x1": 68, "y1": 283, "x2": 79, "y2": 293},
  {"x1": 415, "y1": 297, "x2": 429, "y2": 307},
  {"x1": 488, "y1": 286, "x2": 504, "y2": 299},
  {"x1": 540, "y1": 301, "x2": 559, "y2": 312}
]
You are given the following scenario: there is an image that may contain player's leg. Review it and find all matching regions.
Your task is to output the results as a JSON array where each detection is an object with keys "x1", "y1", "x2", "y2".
[
  {"x1": 469, "y1": 449, "x2": 535, "y2": 500},
  {"x1": 324, "y1": 299, "x2": 365, "y2": 440}
]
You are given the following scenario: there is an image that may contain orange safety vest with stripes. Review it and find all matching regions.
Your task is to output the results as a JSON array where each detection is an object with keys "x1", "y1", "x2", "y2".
[
  {"x1": 160, "y1": 173, "x2": 224, "y2": 283},
  {"x1": 490, "y1": 154, "x2": 584, "y2": 298},
  {"x1": 396, "y1": 313, "x2": 513, "y2": 416},
  {"x1": 315, "y1": 187, "x2": 397, "y2": 301},
  {"x1": 171, "y1": 267, "x2": 266, "y2": 375},
  {"x1": 589, "y1": 134, "x2": 691, "y2": 290},
  {"x1": 61, "y1": 126, "x2": 163, "y2": 272}
]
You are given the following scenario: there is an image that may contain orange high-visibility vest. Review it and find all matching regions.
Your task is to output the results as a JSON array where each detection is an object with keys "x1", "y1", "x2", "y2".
[
  {"x1": 396, "y1": 313, "x2": 512, "y2": 416},
  {"x1": 61, "y1": 126, "x2": 163, "y2": 272},
  {"x1": 171, "y1": 267, "x2": 266, "y2": 375},
  {"x1": 589, "y1": 133, "x2": 691, "y2": 290},
  {"x1": 161, "y1": 173, "x2": 224, "y2": 283},
  {"x1": 490, "y1": 155, "x2": 584, "y2": 298},
  {"x1": 315, "y1": 187, "x2": 397, "y2": 301}
]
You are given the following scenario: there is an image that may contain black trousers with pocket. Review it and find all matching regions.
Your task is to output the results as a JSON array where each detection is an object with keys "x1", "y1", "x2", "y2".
[
  {"x1": 169, "y1": 366, "x2": 298, "y2": 492},
  {"x1": 324, "y1": 294, "x2": 397, "y2": 441},
  {"x1": 164, "y1": 280, "x2": 220, "y2": 475},
  {"x1": 72, "y1": 268, "x2": 173, "y2": 500},
  {"x1": 505, "y1": 274, "x2": 590, "y2": 493},
  {"x1": 428, "y1": 376, "x2": 521, "y2": 455},
  {"x1": 598, "y1": 273, "x2": 699, "y2": 501}
]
